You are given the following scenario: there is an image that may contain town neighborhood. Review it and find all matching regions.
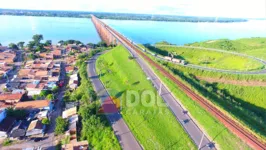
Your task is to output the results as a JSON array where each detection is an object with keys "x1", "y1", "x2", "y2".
[{"x1": 0, "y1": 37, "x2": 98, "y2": 150}]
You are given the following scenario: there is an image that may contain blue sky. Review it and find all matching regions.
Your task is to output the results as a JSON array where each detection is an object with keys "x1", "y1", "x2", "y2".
[{"x1": 1, "y1": 0, "x2": 266, "y2": 18}]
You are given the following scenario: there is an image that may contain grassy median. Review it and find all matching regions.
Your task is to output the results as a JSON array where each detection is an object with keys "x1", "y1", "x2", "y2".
[{"x1": 96, "y1": 45, "x2": 196, "y2": 149}]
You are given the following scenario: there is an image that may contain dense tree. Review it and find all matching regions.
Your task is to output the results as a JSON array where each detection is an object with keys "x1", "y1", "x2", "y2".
[
  {"x1": 55, "y1": 117, "x2": 68, "y2": 135},
  {"x1": 74, "y1": 40, "x2": 82, "y2": 45},
  {"x1": 27, "y1": 53, "x2": 36, "y2": 60},
  {"x1": 46, "y1": 94, "x2": 54, "y2": 100},
  {"x1": 87, "y1": 43, "x2": 96, "y2": 48},
  {"x1": 45, "y1": 40, "x2": 52, "y2": 46},
  {"x1": 58, "y1": 40, "x2": 64, "y2": 45},
  {"x1": 42, "y1": 118, "x2": 50, "y2": 125},
  {"x1": 0, "y1": 43, "x2": 2, "y2": 46},
  {"x1": 32, "y1": 34, "x2": 43, "y2": 45},
  {"x1": 17, "y1": 41, "x2": 25, "y2": 49},
  {"x1": 27, "y1": 41, "x2": 35, "y2": 50},
  {"x1": 64, "y1": 40, "x2": 75, "y2": 45},
  {"x1": 6, "y1": 107, "x2": 27, "y2": 119},
  {"x1": 8, "y1": 43, "x2": 19, "y2": 50},
  {"x1": 40, "y1": 90, "x2": 51, "y2": 97},
  {"x1": 97, "y1": 41, "x2": 107, "y2": 47},
  {"x1": 36, "y1": 44, "x2": 44, "y2": 52}
]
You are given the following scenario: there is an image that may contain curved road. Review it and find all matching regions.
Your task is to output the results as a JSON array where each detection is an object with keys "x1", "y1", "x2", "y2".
[
  {"x1": 87, "y1": 53, "x2": 142, "y2": 150},
  {"x1": 145, "y1": 44, "x2": 266, "y2": 74}
]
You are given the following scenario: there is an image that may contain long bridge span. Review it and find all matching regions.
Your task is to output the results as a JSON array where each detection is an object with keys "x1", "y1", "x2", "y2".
[{"x1": 91, "y1": 15, "x2": 266, "y2": 150}]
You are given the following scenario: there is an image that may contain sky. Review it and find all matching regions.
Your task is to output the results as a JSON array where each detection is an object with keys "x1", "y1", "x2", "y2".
[{"x1": 1, "y1": 0, "x2": 266, "y2": 18}]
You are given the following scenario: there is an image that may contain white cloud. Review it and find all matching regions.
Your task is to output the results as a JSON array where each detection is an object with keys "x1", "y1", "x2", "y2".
[{"x1": 1, "y1": 0, "x2": 266, "y2": 18}]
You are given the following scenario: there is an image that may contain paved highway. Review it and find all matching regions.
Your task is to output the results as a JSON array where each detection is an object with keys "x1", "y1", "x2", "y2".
[
  {"x1": 122, "y1": 42, "x2": 215, "y2": 150},
  {"x1": 103, "y1": 26, "x2": 215, "y2": 149},
  {"x1": 87, "y1": 53, "x2": 142, "y2": 150}
]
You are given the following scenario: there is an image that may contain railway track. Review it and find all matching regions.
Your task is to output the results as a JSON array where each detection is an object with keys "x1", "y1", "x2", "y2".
[{"x1": 99, "y1": 21, "x2": 266, "y2": 150}]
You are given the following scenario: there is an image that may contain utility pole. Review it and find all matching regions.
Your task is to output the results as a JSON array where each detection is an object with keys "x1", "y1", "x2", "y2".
[{"x1": 198, "y1": 133, "x2": 205, "y2": 150}]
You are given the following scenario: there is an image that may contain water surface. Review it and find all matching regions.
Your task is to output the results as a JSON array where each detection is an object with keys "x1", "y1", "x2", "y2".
[
  {"x1": 0, "y1": 15, "x2": 100, "y2": 45},
  {"x1": 104, "y1": 19, "x2": 266, "y2": 45}
]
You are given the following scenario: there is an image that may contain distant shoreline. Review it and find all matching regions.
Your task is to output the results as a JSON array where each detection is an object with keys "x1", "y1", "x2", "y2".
[{"x1": 0, "y1": 8, "x2": 248, "y2": 23}]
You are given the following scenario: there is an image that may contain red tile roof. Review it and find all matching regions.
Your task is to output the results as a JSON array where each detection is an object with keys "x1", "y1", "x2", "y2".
[
  {"x1": 0, "y1": 93, "x2": 23, "y2": 101},
  {"x1": 15, "y1": 100, "x2": 50, "y2": 110}
]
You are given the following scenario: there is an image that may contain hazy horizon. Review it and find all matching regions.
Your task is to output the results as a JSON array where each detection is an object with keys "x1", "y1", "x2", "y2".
[{"x1": 1, "y1": 0, "x2": 266, "y2": 19}]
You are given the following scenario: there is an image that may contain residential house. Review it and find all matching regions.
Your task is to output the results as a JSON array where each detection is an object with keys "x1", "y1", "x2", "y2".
[
  {"x1": 0, "y1": 109, "x2": 7, "y2": 123},
  {"x1": 0, "y1": 117, "x2": 16, "y2": 137},
  {"x1": 0, "y1": 50, "x2": 16, "y2": 65},
  {"x1": 9, "y1": 120, "x2": 29, "y2": 138},
  {"x1": 39, "y1": 53, "x2": 53, "y2": 60},
  {"x1": 26, "y1": 120, "x2": 44, "y2": 137},
  {"x1": 62, "y1": 107, "x2": 77, "y2": 119},
  {"x1": 62, "y1": 140, "x2": 89, "y2": 150},
  {"x1": 65, "y1": 102, "x2": 79, "y2": 110},
  {"x1": 69, "y1": 74, "x2": 78, "y2": 90},
  {"x1": 53, "y1": 49, "x2": 62, "y2": 59},
  {"x1": 0, "y1": 93, "x2": 24, "y2": 104},
  {"x1": 15, "y1": 100, "x2": 53, "y2": 112},
  {"x1": 36, "y1": 110, "x2": 48, "y2": 120},
  {"x1": 65, "y1": 66, "x2": 75, "y2": 74},
  {"x1": 26, "y1": 82, "x2": 46, "y2": 97}
]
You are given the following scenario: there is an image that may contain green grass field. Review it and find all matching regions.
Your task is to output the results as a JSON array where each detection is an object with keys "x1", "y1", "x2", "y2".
[
  {"x1": 187, "y1": 37, "x2": 266, "y2": 60},
  {"x1": 164, "y1": 62, "x2": 266, "y2": 81},
  {"x1": 216, "y1": 84, "x2": 266, "y2": 110},
  {"x1": 96, "y1": 46, "x2": 196, "y2": 149},
  {"x1": 156, "y1": 46, "x2": 264, "y2": 71},
  {"x1": 151, "y1": 66, "x2": 251, "y2": 150}
]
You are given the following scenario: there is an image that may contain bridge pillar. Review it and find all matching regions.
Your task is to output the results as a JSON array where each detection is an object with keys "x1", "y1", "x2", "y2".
[{"x1": 91, "y1": 15, "x2": 118, "y2": 46}]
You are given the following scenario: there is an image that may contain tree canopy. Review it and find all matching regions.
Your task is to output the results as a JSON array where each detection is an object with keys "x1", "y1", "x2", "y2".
[
  {"x1": 32, "y1": 34, "x2": 43, "y2": 45},
  {"x1": 42, "y1": 118, "x2": 50, "y2": 125},
  {"x1": 45, "y1": 40, "x2": 52, "y2": 46},
  {"x1": 17, "y1": 41, "x2": 25, "y2": 49},
  {"x1": 55, "y1": 117, "x2": 68, "y2": 135},
  {"x1": 8, "y1": 43, "x2": 19, "y2": 50}
]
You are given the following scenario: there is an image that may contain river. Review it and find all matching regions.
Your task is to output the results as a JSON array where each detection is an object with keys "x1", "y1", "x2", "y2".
[{"x1": 1, "y1": 15, "x2": 266, "y2": 46}]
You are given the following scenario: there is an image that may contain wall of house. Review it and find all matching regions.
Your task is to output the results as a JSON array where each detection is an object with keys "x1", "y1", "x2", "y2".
[{"x1": 0, "y1": 109, "x2": 7, "y2": 123}]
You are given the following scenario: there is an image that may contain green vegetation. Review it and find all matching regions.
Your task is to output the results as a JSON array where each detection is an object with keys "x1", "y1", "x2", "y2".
[
  {"x1": 8, "y1": 43, "x2": 19, "y2": 50},
  {"x1": 2, "y1": 139, "x2": 12, "y2": 146},
  {"x1": 55, "y1": 117, "x2": 68, "y2": 135},
  {"x1": 150, "y1": 66, "x2": 251, "y2": 150},
  {"x1": 42, "y1": 118, "x2": 50, "y2": 125},
  {"x1": 17, "y1": 41, "x2": 25, "y2": 49},
  {"x1": 65, "y1": 50, "x2": 120, "y2": 150},
  {"x1": 144, "y1": 44, "x2": 264, "y2": 71},
  {"x1": 96, "y1": 45, "x2": 196, "y2": 149},
  {"x1": 155, "y1": 58, "x2": 266, "y2": 140},
  {"x1": 6, "y1": 107, "x2": 27, "y2": 119},
  {"x1": 215, "y1": 83, "x2": 266, "y2": 110},
  {"x1": 141, "y1": 38, "x2": 266, "y2": 142},
  {"x1": 162, "y1": 62, "x2": 266, "y2": 81},
  {"x1": 61, "y1": 136, "x2": 71, "y2": 145},
  {"x1": 187, "y1": 37, "x2": 266, "y2": 60}
]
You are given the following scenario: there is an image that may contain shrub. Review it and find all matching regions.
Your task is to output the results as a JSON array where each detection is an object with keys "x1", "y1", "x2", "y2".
[
  {"x1": 42, "y1": 118, "x2": 50, "y2": 125},
  {"x1": 55, "y1": 117, "x2": 68, "y2": 135},
  {"x1": 3, "y1": 139, "x2": 12, "y2": 146}
]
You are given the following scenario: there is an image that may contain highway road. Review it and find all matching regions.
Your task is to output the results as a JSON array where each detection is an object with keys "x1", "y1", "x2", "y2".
[
  {"x1": 123, "y1": 43, "x2": 215, "y2": 149},
  {"x1": 96, "y1": 22, "x2": 215, "y2": 149},
  {"x1": 87, "y1": 53, "x2": 142, "y2": 150}
]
